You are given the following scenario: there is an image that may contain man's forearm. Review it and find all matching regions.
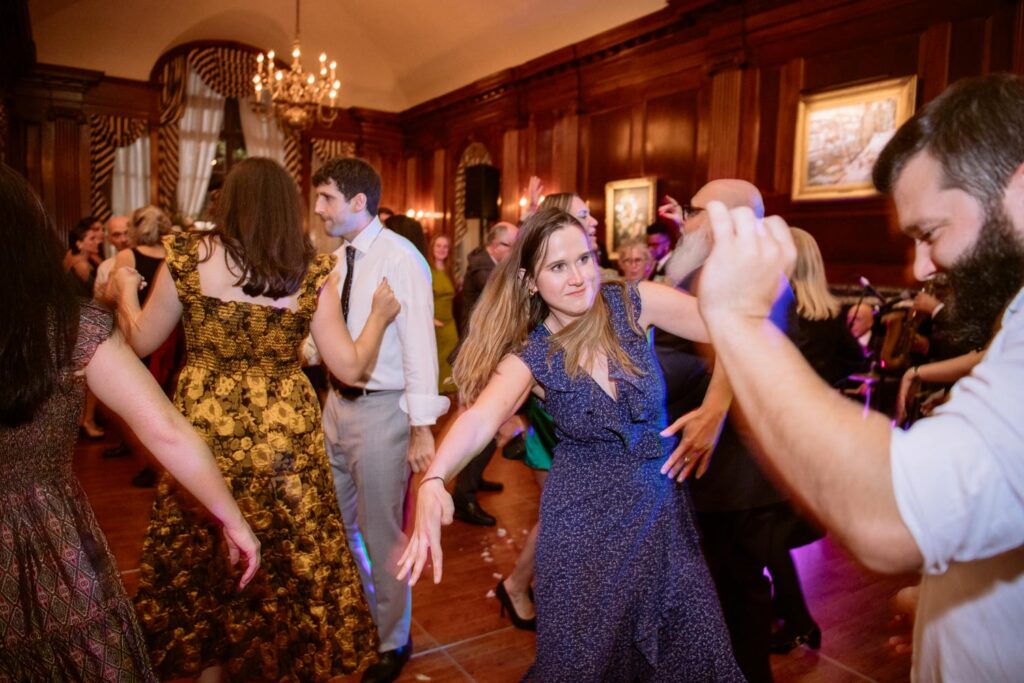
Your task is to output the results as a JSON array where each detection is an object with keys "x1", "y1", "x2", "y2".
[{"x1": 707, "y1": 314, "x2": 922, "y2": 573}]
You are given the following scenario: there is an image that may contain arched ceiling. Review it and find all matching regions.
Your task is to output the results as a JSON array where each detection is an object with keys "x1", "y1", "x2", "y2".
[{"x1": 29, "y1": 0, "x2": 666, "y2": 112}]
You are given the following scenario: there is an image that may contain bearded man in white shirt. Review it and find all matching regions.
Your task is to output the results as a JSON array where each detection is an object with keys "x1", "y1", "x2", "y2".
[{"x1": 696, "y1": 74, "x2": 1024, "y2": 682}]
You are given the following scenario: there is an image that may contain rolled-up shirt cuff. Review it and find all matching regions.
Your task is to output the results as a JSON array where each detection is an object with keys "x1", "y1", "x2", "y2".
[
  {"x1": 302, "y1": 335, "x2": 321, "y2": 366},
  {"x1": 400, "y1": 392, "x2": 451, "y2": 426}
]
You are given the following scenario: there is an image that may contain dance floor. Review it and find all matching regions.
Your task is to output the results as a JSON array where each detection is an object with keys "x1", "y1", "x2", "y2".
[{"x1": 76, "y1": 424, "x2": 914, "y2": 682}]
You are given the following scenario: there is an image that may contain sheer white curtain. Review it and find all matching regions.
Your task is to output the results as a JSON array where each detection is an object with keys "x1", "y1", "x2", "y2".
[
  {"x1": 111, "y1": 134, "x2": 151, "y2": 217},
  {"x1": 238, "y1": 98, "x2": 287, "y2": 166},
  {"x1": 177, "y1": 68, "x2": 224, "y2": 222}
]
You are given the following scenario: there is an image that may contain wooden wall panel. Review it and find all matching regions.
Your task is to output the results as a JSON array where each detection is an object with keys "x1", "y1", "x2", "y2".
[
  {"x1": 10, "y1": 0, "x2": 1021, "y2": 285},
  {"x1": 585, "y1": 105, "x2": 634, "y2": 228},
  {"x1": 644, "y1": 90, "x2": 699, "y2": 205},
  {"x1": 950, "y1": 16, "x2": 991, "y2": 83}
]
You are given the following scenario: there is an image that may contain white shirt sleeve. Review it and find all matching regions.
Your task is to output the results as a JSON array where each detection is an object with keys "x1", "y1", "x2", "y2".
[
  {"x1": 890, "y1": 301, "x2": 1024, "y2": 574},
  {"x1": 387, "y1": 250, "x2": 450, "y2": 426}
]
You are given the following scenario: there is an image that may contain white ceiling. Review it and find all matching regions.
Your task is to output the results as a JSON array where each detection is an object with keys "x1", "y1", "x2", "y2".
[{"x1": 30, "y1": 0, "x2": 666, "y2": 111}]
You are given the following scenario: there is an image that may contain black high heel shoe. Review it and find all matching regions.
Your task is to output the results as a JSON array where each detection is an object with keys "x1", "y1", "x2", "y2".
[
  {"x1": 769, "y1": 622, "x2": 821, "y2": 654},
  {"x1": 495, "y1": 580, "x2": 536, "y2": 631}
]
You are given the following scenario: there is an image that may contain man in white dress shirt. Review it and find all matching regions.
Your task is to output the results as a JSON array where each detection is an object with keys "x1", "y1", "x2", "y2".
[
  {"x1": 693, "y1": 74, "x2": 1024, "y2": 681},
  {"x1": 311, "y1": 157, "x2": 449, "y2": 683}
]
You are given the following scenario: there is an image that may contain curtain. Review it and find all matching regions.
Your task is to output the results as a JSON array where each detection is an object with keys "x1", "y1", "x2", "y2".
[
  {"x1": 177, "y1": 68, "x2": 225, "y2": 223},
  {"x1": 238, "y1": 97, "x2": 287, "y2": 166},
  {"x1": 111, "y1": 134, "x2": 151, "y2": 217}
]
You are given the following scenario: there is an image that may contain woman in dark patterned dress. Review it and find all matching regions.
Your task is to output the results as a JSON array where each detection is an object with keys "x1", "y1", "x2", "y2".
[
  {"x1": 0, "y1": 165, "x2": 259, "y2": 680},
  {"x1": 115, "y1": 158, "x2": 398, "y2": 681},
  {"x1": 400, "y1": 208, "x2": 744, "y2": 681}
]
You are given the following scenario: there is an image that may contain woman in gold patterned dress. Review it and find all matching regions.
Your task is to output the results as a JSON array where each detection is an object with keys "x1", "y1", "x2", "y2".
[{"x1": 115, "y1": 158, "x2": 398, "y2": 681}]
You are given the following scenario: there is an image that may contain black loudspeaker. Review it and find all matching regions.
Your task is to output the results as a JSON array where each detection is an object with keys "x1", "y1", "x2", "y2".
[{"x1": 465, "y1": 164, "x2": 500, "y2": 220}]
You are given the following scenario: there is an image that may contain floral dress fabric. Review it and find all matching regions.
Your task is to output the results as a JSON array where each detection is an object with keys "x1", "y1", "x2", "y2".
[
  {"x1": 132, "y1": 233, "x2": 378, "y2": 680},
  {"x1": 0, "y1": 301, "x2": 156, "y2": 682}
]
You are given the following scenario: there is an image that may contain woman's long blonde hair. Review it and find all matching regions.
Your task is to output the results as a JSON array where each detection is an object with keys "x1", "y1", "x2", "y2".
[
  {"x1": 453, "y1": 208, "x2": 641, "y2": 405},
  {"x1": 790, "y1": 227, "x2": 840, "y2": 320}
]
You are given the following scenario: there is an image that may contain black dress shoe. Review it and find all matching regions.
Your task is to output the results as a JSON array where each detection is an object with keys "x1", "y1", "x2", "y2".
[
  {"x1": 131, "y1": 467, "x2": 157, "y2": 488},
  {"x1": 495, "y1": 579, "x2": 536, "y2": 631},
  {"x1": 500, "y1": 433, "x2": 527, "y2": 461},
  {"x1": 362, "y1": 639, "x2": 412, "y2": 683},
  {"x1": 453, "y1": 499, "x2": 496, "y2": 526},
  {"x1": 478, "y1": 478, "x2": 504, "y2": 492},
  {"x1": 102, "y1": 443, "x2": 131, "y2": 458},
  {"x1": 770, "y1": 622, "x2": 821, "y2": 654}
]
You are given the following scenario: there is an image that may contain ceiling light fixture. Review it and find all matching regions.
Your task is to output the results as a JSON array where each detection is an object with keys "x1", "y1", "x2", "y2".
[{"x1": 253, "y1": 0, "x2": 340, "y2": 130}]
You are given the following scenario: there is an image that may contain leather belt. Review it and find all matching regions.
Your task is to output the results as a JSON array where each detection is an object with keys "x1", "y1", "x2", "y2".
[{"x1": 328, "y1": 374, "x2": 385, "y2": 399}]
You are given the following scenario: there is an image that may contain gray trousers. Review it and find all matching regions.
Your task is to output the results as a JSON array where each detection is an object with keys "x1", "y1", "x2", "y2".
[{"x1": 323, "y1": 389, "x2": 411, "y2": 652}]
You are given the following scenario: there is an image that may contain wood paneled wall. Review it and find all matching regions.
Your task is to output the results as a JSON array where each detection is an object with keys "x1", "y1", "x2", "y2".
[
  {"x1": 4, "y1": 0, "x2": 1022, "y2": 283},
  {"x1": 399, "y1": 0, "x2": 1024, "y2": 285}
]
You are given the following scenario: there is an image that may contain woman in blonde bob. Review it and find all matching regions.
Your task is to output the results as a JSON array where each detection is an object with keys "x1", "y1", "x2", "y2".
[{"x1": 399, "y1": 207, "x2": 743, "y2": 681}]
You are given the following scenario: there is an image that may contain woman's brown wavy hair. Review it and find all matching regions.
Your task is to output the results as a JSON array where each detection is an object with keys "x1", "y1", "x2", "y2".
[
  {"x1": 453, "y1": 207, "x2": 641, "y2": 405},
  {"x1": 203, "y1": 157, "x2": 315, "y2": 298}
]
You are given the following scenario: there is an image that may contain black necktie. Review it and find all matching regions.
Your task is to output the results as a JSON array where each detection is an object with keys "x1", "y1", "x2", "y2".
[{"x1": 341, "y1": 245, "x2": 356, "y2": 321}]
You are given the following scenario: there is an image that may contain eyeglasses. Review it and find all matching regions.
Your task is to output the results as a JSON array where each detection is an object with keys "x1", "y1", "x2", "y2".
[{"x1": 681, "y1": 204, "x2": 706, "y2": 221}]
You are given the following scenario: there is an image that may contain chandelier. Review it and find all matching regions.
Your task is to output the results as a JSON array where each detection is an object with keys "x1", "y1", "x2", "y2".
[{"x1": 253, "y1": 0, "x2": 341, "y2": 130}]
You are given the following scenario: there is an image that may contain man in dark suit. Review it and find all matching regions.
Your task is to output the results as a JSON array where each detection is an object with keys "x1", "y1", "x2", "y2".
[{"x1": 657, "y1": 179, "x2": 792, "y2": 683}]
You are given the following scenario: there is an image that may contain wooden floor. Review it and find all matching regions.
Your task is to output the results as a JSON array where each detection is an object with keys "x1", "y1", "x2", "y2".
[{"x1": 75, "y1": 426, "x2": 914, "y2": 682}]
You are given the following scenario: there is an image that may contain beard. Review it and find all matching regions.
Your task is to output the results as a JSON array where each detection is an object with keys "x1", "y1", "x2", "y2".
[
  {"x1": 664, "y1": 225, "x2": 713, "y2": 288},
  {"x1": 941, "y1": 205, "x2": 1024, "y2": 351}
]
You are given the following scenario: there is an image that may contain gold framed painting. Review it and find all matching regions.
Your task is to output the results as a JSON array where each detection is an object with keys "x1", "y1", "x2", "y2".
[
  {"x1": 792, "y1": 76, "x2": 917, "y2": 201},
  {"x1": 604, "y1": 177, "x2": 656, "y2": 259}
]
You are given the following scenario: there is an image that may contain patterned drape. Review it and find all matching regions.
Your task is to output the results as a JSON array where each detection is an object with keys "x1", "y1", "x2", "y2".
[
  {"x1": 311, "y1": 138, "x2": 356, "y2": 163},
  {"x1": 157, "y1": 55, "x2": 188, "y2": 212},
  {"x1": 282, "y1": 132, "x2": 302, "y2": 186},
  {"x1": 156, "y1": 46, "x2": 303, "y2": 212},
  {"x1": 88, "y1": 114, "x2": 148, "y2": 222}
]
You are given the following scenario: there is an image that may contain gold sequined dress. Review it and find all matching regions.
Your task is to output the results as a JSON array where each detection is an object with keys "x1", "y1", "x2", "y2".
[{"x1": 132, "y1": 234, "x2": 378, "y2": 680}]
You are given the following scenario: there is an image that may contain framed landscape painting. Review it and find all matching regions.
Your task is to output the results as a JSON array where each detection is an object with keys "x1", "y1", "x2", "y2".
[
  {"x1": 792, "y1": 76, "x2": 917, "y2": 201},
  {"x1": 604, "y1": 177, "x2": 656, "y2": 259}
]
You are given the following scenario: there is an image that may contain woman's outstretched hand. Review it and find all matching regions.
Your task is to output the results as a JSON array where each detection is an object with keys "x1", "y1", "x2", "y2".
[
  {"x1": 397, "y1": 478, "x2": 454, "y2": 586},
  {"x1": 222, "y1": 518, "x2": 262, "y2": 591},
  {"x1": 659, "y1": 405, "x2": 726, "y2": 481},
  {"x1": 371, "y1": 277, "x2": 401, "y2": 323}
]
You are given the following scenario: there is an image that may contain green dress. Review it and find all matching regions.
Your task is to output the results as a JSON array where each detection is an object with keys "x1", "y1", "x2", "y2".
[
  {"x1": 133, "y1": 234, "x2": 378, "y2": 680},
  {"x1": 431, "y1": 265, "x2": 459, "y2": 393}
]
